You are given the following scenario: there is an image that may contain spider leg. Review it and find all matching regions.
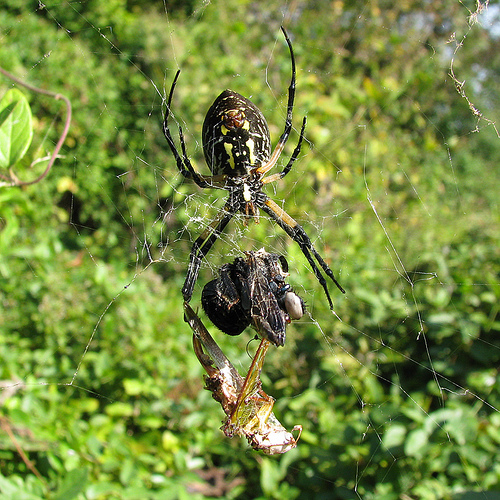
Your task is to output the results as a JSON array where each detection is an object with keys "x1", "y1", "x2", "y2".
[
  {"x1": 261, "y1": 198, "x2": 345, "y2": 309},
  {"x1": 279, "y1": 116, "x2": 307, "y2": 179},
  {"x1": 255, "y1": 26, "x2": 297, "y2": 177},
  {"x1": 163, "y1": 70, "x2": 210, "y2": 188},
  {"x1": 182, "y1": 199, "x2": 239, "y2": 302},
  {"x1": 262, "y1": 116, "x2": 307, "y2": 185}
]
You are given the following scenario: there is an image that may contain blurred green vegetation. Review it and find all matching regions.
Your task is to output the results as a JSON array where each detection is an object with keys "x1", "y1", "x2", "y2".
[{"x1": 0, "y1": 0, "x2": 499, "y2": 498}]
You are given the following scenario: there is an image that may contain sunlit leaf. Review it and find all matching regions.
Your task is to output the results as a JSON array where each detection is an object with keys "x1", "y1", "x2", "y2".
[
  {"x1": 405, "y1": 429, "x2": 429, "y2": 457},
  {"x1": 52, "y1": 468, "x2": 88, "y2": 500},
  {"x1": 0, "y1": 88, "x2": 33, "y2": 168}
]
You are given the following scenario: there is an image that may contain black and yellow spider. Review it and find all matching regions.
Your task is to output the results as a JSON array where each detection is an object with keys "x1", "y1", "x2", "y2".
[{"x1": 163, "y1": 27, "x2": 345, "y2": 307}]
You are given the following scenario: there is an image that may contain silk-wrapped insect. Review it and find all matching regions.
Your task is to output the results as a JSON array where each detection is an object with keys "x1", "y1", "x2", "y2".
[{"x1": 201, "y1": 249, "x2": 305, "y2": 346}]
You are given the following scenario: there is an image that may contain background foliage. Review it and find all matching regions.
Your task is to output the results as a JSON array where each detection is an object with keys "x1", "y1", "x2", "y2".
[{"x1": 1, "y1": 0, "x2": 499, "y2": 498}]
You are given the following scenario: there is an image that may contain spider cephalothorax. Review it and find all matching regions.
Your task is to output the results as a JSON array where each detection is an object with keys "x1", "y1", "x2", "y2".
[{"x1": 163, "y1": 27, "x2": 345, "y2": 307}]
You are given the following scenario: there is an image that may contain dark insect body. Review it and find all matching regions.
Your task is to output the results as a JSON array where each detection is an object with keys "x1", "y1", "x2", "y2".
[
  {"x1": 201, "y1": 250, "x2": 305, "y2": 347},
  {"x1": 163, "y1": 27, "x2": 345, "y2": 308}
]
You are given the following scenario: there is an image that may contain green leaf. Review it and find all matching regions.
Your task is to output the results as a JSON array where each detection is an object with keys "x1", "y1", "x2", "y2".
[
  {"x1": 0, "y1": 473, "x2": 42, "y2": 500},
  {"x1": 105, "y1": 401, "x2": 134, "y2": 417},
  {"x1": 52, "y1": 468, "x2": 88, "y2": 500},
  {"x1": 405, "y1": 429, "x2": 429, "y2": 457},
  {"x1": 260, "y1": 458, "x2": 282, "y2": 496},
  {"x1": 382, "y1": 423, "x2": 407, "y2": 449},
  {"x1": 0, "y1": 88, "x2": 33, "y2": 168}
]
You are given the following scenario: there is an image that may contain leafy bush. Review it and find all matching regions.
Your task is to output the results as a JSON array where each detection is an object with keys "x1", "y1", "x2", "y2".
[{"x1": 1, "y1": 1, "x2": 499, "y2": 499}]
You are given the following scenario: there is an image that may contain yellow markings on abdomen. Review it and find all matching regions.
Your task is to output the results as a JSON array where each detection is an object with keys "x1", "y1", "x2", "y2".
[
  {"x1": 246, "y1": 138, "x2": 256, "y2": 165},
  {"x1": 224, "y1": 142, "x2": 235, "y2": 169}
]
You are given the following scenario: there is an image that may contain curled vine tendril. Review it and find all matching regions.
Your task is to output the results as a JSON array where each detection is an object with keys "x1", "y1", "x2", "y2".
[{"x1": 0, "y1": 66, "x2": 72, "y2": 187}]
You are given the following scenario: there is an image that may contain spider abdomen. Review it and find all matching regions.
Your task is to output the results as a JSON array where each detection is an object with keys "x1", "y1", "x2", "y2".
[{"x1": 202, "y1": 90, "x2": 271, "y2": 176}]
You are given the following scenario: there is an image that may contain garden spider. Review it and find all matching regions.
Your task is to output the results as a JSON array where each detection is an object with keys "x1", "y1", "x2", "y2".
[{"x1": 164, "y1": 27, "x2": 345, "y2": 307}]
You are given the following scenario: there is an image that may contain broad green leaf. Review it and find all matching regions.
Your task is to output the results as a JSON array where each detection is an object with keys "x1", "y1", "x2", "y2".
[
  {"x1": 0, "y1": 473, "x2": 42, "y2": 500},
  {"x1": 260, "y1": 458, "x2": 282, "y2": 495},
  {"x1": 405, "y1": 428, "x2": 429, "y2": 457},
  {"x1": 382, "y1": 423, "x2": 407, "y2": 449},
  {"x1": 52, "y1": 468, "x2": 88, "y2": 500},
  {"x1": 0, "y1": 88, "x2": 33, "y2": 168}
]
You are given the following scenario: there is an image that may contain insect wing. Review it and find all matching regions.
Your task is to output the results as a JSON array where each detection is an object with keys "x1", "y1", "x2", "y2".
[{"x1": 247, "y1": 254, "x2": 287, "y2": 346}]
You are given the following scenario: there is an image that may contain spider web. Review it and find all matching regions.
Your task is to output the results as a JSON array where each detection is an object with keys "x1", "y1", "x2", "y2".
[{"x1": 1, "y1": 1, "x2": 499, "y2": 498}]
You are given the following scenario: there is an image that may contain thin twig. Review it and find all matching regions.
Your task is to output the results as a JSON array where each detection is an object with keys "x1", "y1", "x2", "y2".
[{"x1": 0, "y1": 415, "x2": 47, "y2": 486}]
